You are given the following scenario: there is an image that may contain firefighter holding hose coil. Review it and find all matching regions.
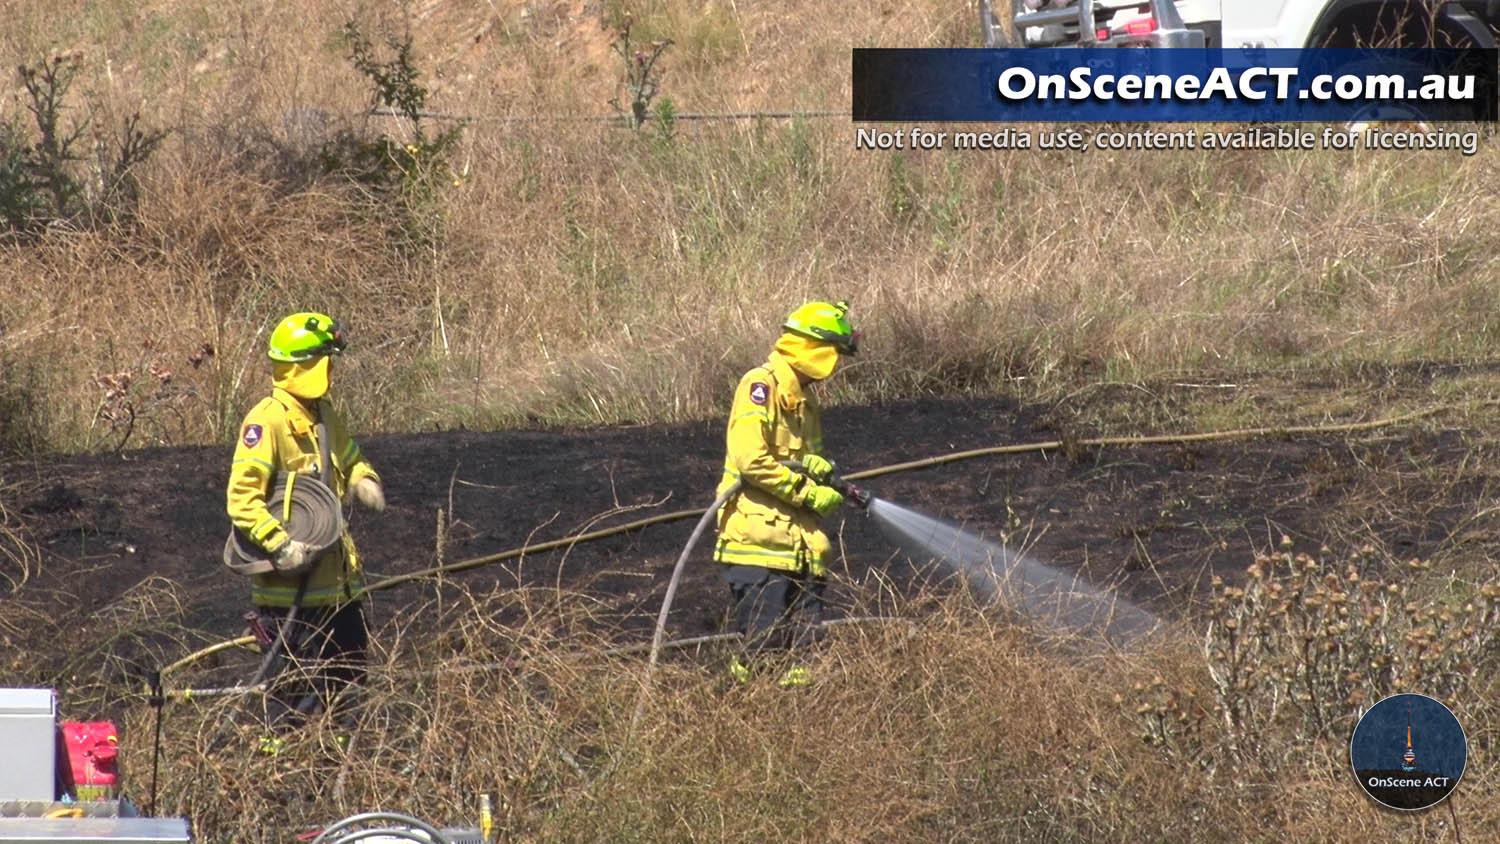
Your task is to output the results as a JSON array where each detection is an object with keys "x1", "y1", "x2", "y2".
[
  {"x1": 715, "y1": 300, "x2": 858, "y2": 687},
  {"x1": 225, "y1": 312, "x2": 385, "y2": 743}
]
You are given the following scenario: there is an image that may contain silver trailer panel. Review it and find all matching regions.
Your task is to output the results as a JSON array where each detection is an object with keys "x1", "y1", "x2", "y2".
[{"x1": 0, "y1": 817, "x2": 191, "y2": 842}]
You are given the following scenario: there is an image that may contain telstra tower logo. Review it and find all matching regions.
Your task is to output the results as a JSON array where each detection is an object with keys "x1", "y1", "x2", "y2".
[
  {"x1": 1350, "y1": 693, "x2": 1466, "y2": 811},
  {"x1": 1400, "y1": 701, "x2": 1417, "y2": 772}
]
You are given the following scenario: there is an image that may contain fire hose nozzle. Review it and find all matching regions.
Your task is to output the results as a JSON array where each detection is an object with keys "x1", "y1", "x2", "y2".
[
  {"x1": 833, "y1": 479, "x2": 872, "y2": 509},
  {"x1": 781, "y1": 459, "x2": 871, "y2": 510}
]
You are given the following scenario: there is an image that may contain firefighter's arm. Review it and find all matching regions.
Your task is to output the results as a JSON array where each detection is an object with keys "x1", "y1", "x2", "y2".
[
  {"x1": 726, "y1": 378, "x2": 811, "y2": 505},
  {"x1": 327, "y1": 405, "x2": 383, "y2": 510},
  {"x1": 805, "y1": 396, "x2": 825, "y2": 457},
  {"x1": 226, "y1": 409, "x2": 288, "y2": 553},
  {"x1": 800, "y1": 401, "x2": 832, "y2": 479}
]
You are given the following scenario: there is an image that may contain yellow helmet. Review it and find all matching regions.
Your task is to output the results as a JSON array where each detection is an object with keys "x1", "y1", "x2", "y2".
[
  {"x1": 267, "y1": 312, "x2": 346, "y2": 363},
  {"x1": 782, "y1": 300, "x2": 858, "y2": 354}
]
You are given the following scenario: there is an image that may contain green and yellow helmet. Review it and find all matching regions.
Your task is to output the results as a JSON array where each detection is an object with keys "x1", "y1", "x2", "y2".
[
  {"x1": 267, "y1": 312, "x2": 346, "y2": 363},
  {"x1": 782, "y1": 300, "x2": 858, "y2": 354}
]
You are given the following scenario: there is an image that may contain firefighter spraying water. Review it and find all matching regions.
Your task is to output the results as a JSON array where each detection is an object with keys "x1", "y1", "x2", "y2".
[{"x1": 646, "y1": 300, "x2": 1157, "y2": 687}]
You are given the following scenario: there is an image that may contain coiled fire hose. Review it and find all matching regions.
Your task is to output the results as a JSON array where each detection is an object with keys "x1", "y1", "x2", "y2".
[
  {"x1": 155, "y1": 404, "x2": 1448, "y2": 698},
  {"x1": 310, "y1": 811, "x2": 452, "y2": 844}
]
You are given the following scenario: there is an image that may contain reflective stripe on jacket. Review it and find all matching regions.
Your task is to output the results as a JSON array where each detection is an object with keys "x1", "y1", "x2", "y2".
[
  {"x1": 713, "y1": 352, "x2": 833, "y2": 576},
  {"x1": 226, "y1": 387, "x2": 379, "y2": 607}
]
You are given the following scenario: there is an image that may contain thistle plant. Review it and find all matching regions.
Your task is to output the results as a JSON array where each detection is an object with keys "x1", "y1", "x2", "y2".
[
  {"x1": 608, "y1": 14, "x2": 673, "y2": 130},
  {"x1": 1125, "y1": 541, "x2": 1500, "y2": 773}
]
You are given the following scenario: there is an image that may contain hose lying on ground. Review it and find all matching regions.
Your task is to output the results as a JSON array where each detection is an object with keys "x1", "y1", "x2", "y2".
[
  {"x1": 153, "y1": 403, "x2": 1453, "y2": 694},
  {"x1": 647, "y1": 482, "x2": 739, "y2": 668},
  {"x1": 160, "y1": 617, "x2": 914, "y2": 700},
  {"x1": 372, "y1": 403, "x2": 1448, "y2": 589}
]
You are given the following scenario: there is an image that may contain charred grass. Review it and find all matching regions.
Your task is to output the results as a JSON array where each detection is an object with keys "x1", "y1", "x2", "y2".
[
  {"x1": 5, "y1": 375, "x2": 1500, "y2": 839},
  {"x1": 4, "y1": 411, "x2": 1500, "y2": 840}
]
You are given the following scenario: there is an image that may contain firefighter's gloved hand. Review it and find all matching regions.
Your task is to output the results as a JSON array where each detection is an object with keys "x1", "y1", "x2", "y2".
[
  {"x1": 274, "y1": 539, "x2": 317, "y2": 574},
  {"x1": 804, "y1": 484, "x2": 845, "y2": 517},
  {"x1": 802, "y1": 454, "x2": 835, "y2": 483},
  {"x1": 349, "y1": 477, "x2": 385, "y2": 512}
]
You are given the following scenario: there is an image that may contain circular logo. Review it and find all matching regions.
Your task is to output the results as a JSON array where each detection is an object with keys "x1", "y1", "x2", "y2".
[{"x1": 1350, "y1": 693, "x2": 1466, "y2": 811}]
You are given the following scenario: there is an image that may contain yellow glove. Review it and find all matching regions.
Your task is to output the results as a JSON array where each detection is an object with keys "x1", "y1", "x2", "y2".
[
  {"x1": 802, "y1": 454, "x2": 835, "y2": 482},
  {"x1": 349, "y1": 476, "x2": 385, "y2": 512},
  {"x1": 803, "y1": 484, "x2": 844, "y2": 517}
]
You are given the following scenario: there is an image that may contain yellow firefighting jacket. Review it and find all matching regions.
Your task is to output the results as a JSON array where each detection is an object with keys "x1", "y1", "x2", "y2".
[
  {"x1": 226, "y1": 387, "x2": 378, "y2": 607},
  {"x1": 713, "y1": 350, "x2": 833, "y2": 577}
]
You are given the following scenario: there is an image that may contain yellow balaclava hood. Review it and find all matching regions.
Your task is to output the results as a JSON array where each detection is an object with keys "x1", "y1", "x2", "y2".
[
  {"x1": 774, "y1": 330, "x2": 840, "y2": 382},
  {"x1": 273, "y1": 356, "x2": 332, "y2": 400}
]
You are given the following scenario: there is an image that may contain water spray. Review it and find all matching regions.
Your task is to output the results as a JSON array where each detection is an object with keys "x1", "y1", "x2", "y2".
[
  {"x1": 863, "y1": 497, "x2": 1159, "y2": 645},
  {"x1": 785, "y1": 459, "x2": 1154, "y2": 643}
]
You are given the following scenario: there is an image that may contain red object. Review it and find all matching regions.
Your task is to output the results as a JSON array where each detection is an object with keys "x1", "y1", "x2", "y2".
[
  {"x1": 60, "y1": 721, "x2": 120, "y2": 801},
  {"x1": 1125, "y1": 17, "x2": 1158, "y2": 35}
]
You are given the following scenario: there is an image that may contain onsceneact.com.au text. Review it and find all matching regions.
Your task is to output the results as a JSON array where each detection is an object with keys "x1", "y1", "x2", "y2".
[{"x1": 996, "y1": 66, "x2": 1478, "y2": 102}]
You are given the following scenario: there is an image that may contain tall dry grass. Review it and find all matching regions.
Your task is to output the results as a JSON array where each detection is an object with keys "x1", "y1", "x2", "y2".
[
  {"x1": 4, "y1": 6, "x2": 1497, "y2": 839},
  {"x1": 0, "y1": 467, "x2": 1487, "y2": 841},
  {"x1": 1, "y1": 1, "x2": 1498, "y2": 454},
  {"x1": 15, "y1": 557, "x2": 1470, "y2": 842}
]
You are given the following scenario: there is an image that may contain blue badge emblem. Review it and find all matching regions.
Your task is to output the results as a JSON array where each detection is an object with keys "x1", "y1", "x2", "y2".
[
  {"x1": 749, "y1": 382, "x2": 769, "y2": 406},
  {"x1": 242, "y1": 424, "x2": 263, "y2": 447}
]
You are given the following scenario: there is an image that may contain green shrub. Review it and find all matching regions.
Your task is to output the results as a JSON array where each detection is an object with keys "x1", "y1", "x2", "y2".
[
  {"x1": 317, "y1": 21, "x2": 465, "y2": 255},
  {"x1": 0, "y1": 53, "x2": 165, "y2": 237}
]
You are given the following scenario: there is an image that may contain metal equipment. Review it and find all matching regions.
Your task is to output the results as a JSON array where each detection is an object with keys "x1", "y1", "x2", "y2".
[
  {"x1": 0, "y1": 690, "x2": 55, "y2": 802},
  {"x1": 310, "y1": 811, "x2": 485, "y2": 844},
  {"x1": 0, "y1": 817, "x2": 190, "y2": 843}
]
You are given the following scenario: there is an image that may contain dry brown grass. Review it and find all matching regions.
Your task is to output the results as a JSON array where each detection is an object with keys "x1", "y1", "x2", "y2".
[
  {"x1": 0, "y1": 483, "x2": 47, "y2": 648},
  {"x1": 0, "y1": 474, "x2": 1489, "y2": 841},
  {"x1": 4, "y1": 6, "x2": 1500, "y2": 833},
  {"x1": 21, "y1": 564, "x2": 1468, "y2": 841},
  {"x1": 0, "y1": 1, "x2": 1497, "y2": 453}
]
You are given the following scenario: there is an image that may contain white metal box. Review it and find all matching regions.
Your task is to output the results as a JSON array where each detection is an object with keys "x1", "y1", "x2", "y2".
[
  {"x1": 0, "y1": 690, "x2": 56, "y2": 801},
  {"x1": 0, "y1": 817, "x2": 191, "y2": 842}
]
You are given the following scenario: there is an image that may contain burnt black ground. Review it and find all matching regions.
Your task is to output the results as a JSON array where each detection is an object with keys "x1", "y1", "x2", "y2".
[{"x1": 4, "y1": 386, "x2": 1497, "y2": 700}]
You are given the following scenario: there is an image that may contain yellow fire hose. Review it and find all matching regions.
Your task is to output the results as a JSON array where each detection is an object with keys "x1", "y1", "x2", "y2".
[
  {"x1": 155, "y1": 403, "x2": 1450, "y2": 699},
  {"x1": 159, "y1": 636, "x2": 258, "y2": 680}
]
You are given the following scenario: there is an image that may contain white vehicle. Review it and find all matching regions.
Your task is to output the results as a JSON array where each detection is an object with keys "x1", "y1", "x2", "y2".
[{"x1": 980, "y1": 0, "x2": 1500, "y2": 49}]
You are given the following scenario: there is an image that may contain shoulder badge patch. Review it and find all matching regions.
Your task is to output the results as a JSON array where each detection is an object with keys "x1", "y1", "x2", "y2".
[
  {"x1": 242, "y1": 424, "x2": 263, "y2": 448},
  {"x1": 748, "y1": 382, "x2": 770, "y2": 406}
]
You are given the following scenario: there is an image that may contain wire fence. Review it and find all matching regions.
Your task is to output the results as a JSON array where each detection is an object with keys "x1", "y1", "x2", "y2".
[{"x1": 370, "y1": 106, "x2": 849, "y2": 125}]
